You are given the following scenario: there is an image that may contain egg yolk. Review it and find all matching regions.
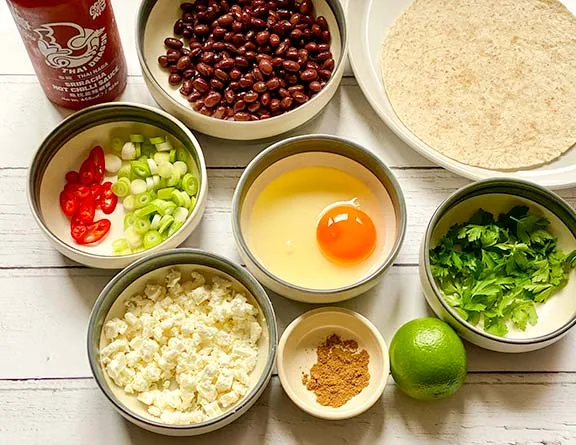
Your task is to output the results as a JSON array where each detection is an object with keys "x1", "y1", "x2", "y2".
[{"x1": 316, "y1": 204, "x2": 377, "y2": 264}]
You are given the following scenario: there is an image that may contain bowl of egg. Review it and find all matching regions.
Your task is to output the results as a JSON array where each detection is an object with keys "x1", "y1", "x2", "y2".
[
  {"x1": 232, "y1": 134, "x2": 407, "y2": 303},
  {"x1": 87, "y1": 248, "x2": 277, "y2": 436}
]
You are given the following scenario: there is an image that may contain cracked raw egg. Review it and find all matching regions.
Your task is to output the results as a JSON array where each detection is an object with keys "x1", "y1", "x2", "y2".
[{"x1": 317, "y1": 202, "x2": 377, "y2": 264}]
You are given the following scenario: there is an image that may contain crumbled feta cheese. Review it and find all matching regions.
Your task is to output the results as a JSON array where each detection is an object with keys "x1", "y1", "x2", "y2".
[{"x1": 100, "y1": 270, "x2": 263, "y2": 425}]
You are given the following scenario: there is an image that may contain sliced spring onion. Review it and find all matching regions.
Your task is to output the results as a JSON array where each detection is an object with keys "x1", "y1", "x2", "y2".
[
  {"x1": 111, "y1": 137, "x2": 123, "y2": 153},
  {"x1": 151, "y1": 199, "x2": 177, "y2": 215},
  {"x1": 171, "y1": 189, "x2": 186, "y2": 207},
  {"x1": 131, "y1": 160, "x2": 151, "y2": 178},
  {"x1": 169, "y1": 149, "x2": 177, "y2": 163},
  {"x1": 121, "y1": 142, "x2": 137, "y2": 160},
  {"x1": 154, "y1": 152, "x2": 171, "y2": 165},
  {"x1": 135, "y1": 192, "x2": 155, "y2": 209},
  {"x1": 135, "y1": 143, "x2": 142, "y2": 158},
  {"x1": 152, "y1": 175, "x2": 161, "y2": 189},
  {"x1": 173, "y1": 161, "x2": 188, "y2": 176},
  {"x1": 117, "y1": 164, "x2": 132, "y2": 179},
  {"x1": 150, "y1": 214, "x2": 162, "y2": 230},
  {"x1": 141, "y1": 142, "x2": 155, "y2": 157},
  {"x1": 104, "y1": 154, "x2": 122, "y2": 175},
  {"x1": 146, "y1": 159, "x2": 159, "y2": 175},
  {"x1": 112, "y1": 238, "x2": 130, "y2": 252},
  {"x1": 146, "y1": 177, "x2": 155, "y2": 191},
  {"x1": 167, "y1": 221, "x2": 184, "y2": 237},
  {"x1": 125, "y1": 226, "x2": 143, "y2": 249},
  {"x1": 123, "y1": 195, "x2": 136, "y2": 212},
  {"x1": 134, "y1": 217, "x2": 151, "y2": 235},
  {"x1": 157, "y1": 187, "x2": 176, "y2": 200},
  {"x1": 149, "y1": 136, "x2": 165, "y2": 145},
  {"x1": 158, "y1": 162, "x2": 174, "y2": 179},
  {"x1": 111, "y1": 178, "x2": 131, "y2": 197},
  {"x1": 143, "y1": 230, "x2": 163, "y2": 249},
  {"x1": 189, "y1": 196, "x2": 197, "y2": 211},
  {"x1": 166, "y1": 171, "x2": 181, "y2": 187},
  {"x1": 130, "y1": 134, "x2": 145, "y2": 143},
  {"x1": 179, "y1": 190, "x2": 191, "y2": 208},
  {"x1": 173, "y1": 206, "x2": 189, "y2": 223},
  {"x1": 176, "y1": 148, "x2": 189, "y2": 163},
  {"x1": 123, "y1": 212, "x2": 137, "y2": 229},
  {"x1": 158, "y1": 215, "x2": 175, "y2": 234},
  {"x1": 130, "y1": 179, "x2": 147, "y2": 195},
  {"x1": 156, "y1": 140, "x2": 173, "y2": 152},
  {"x1": 135, "y1": 204, "x2": 159, "y2": 219},
  {"x1": 182, "y1": 173, "x2": 198, "y2": 196}
]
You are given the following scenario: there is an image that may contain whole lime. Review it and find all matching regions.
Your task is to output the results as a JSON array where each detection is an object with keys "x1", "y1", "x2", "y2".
[{"x1": 389, "y1": 317, "x2": 467, "y2": 400}]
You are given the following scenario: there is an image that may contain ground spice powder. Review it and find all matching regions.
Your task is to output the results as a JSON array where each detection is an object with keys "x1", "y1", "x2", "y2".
[{"x1": 302, "y1": 334, "x2": 370, "y2": 408}]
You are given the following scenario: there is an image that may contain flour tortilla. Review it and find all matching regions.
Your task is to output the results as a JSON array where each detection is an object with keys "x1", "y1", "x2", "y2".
[{"x1": 381, "y1": 0, "x2": 576, "y2": 170}]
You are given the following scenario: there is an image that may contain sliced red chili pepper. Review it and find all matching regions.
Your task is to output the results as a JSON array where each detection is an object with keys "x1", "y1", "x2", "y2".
[
  {"x1": 72, "y1": 219, "x2": 111, "y2": 245},
  {"x1": 89, "y1": 146, "x2": 105, "y2": 182},
  {"x1": 77, "y1": 198, "x2": 96, "y2": 224},
  {"x1": 74, "y1": 185, "x2": 91, "y2": 200},
  {"x1": 90, "y1": 183, "x2": 104, "y2": 207},
  {"x1": 71, "y1": 222, "x2": 88, "y2": 244},
  {"x1": 59, "y1": 191, "x2": 77, "y2": 218},
  {"x1": 65, "y1": 171, "x2": 79, "y2": 184},
  {"x1": 99, "y1": 181, "x2": 118, "y2": 214},
  {"x1": 79, "y1": 159, "x2": 96, "y2": 185}
]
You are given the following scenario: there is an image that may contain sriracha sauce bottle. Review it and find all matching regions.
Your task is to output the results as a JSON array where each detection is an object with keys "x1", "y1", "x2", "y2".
[{"x1": 6, "y1": 0, "x2": 127, "y2": 109}]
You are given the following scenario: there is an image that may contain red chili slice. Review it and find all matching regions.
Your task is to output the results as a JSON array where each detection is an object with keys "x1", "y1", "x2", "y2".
[
  {"x1": 71, "y1": 219, "x2": 111, "y2": 245},
  {"x1": 79, "y1": 159, "x2": 96, "y2": 185},
  {"x1": 59, "y1": 191, "x2": 77, "y2": 218},
  {"x1": 99, "y1": 181, "x2": 118, "y2": 214},
  {"x1": 65, "y1": 171, "x2": 79, "y2": 184},
  {"x1": 89, "y1": 146, "x2": 105, "y2": 181},
  {"x1": 90, "y1": 183, "x2": 104, "y2": 207},
  {"x1": 77, "y1": 199, "x2": 96, "y2": 224},
  {"x1": 71, "y1": 222, "x2": 88, "y2": 244}
]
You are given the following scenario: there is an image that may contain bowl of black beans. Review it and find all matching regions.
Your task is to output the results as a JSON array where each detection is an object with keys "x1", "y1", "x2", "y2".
[{"x1": 136, "y1": 0, "x2": 347, "y2": 140}]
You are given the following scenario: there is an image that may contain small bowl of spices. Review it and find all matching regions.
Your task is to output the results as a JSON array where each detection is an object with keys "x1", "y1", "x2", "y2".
[{"x1": 277, "y1": 307, "x2": 389, "y2": 420}]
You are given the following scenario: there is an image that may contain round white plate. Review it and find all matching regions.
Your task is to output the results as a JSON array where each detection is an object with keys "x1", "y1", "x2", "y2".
[{"x1": 348, "y1": 0, "x2": 576, "y2": 189}]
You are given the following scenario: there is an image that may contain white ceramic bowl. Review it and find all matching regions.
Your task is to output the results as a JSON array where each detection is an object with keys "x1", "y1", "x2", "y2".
[
  {"x1": 27, "y1": 102, "x2": 208, "y2": 269},
  {"x1": 87, "y1": 249, "x2": 278, "y2": 436},
  {"x1": 348, "y1": 0, "x2": 576, "y2": 189},
  {"x1": 277, "y1": 307, "x2": 388, "y2": 420},
  {"x1": 232, "y1": 134, "x2": 407, "y2": 303},
  {"x1": 136, "y1": 0, "x2": 347, "y2": 140},
  {"x1": 420, "y1": 179, "x2": 576, "y2": 353}
]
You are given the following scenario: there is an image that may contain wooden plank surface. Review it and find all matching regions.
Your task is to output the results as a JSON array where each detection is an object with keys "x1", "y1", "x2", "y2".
[
  {"x1": 1, "y1": 375, "x2": 575, "y2": 445},
  {"x1": 1, "y1": 0, "x2": 576, "y2": 443}
]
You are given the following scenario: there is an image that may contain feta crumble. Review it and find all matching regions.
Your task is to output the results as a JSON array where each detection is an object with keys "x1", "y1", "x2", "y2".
[{"x1": 100, "y1": 269, "x2": 263, "y2": 425}]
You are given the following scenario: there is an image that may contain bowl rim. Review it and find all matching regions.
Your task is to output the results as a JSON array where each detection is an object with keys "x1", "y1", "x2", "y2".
[
  {"x1": 26, "y1": 101, "x2": 208, "y2": 263},
  {"x1": 135, "y1": 0, "x2": 348, "y2": 127},
  {"x1": 87, "y1": 248, "x2": 278, "y2": 430},
  {"x1": 277, "y1": 307, "x2": 388, "y2": 420},
  {"x1": 231, "y1": 133, "x2": 407, "y2": 296},
  {"x1": 422, "y1": 177, "x2": 576, "y2": 345}
]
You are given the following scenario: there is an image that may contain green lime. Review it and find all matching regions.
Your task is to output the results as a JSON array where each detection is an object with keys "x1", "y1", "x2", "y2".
[{"x1": 389, "y1": 317, "x2": 467, "y2": 400}]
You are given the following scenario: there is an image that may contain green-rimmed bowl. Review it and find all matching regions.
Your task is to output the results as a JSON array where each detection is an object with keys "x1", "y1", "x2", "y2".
[
  {"x1": 420, "y1": 179, "x2": 576, "y2": 353},
  {"x1": 87, "y1": 248, "x2": 278, "y2": 436}
]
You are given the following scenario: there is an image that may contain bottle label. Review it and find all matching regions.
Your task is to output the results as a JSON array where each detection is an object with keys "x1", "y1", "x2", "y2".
[
  {"x1": 7, "y1": 0, "x2": 126, "y2": 109},
  {"x1": 35, "y1": 23, "x2": 108, "y2": 71}
]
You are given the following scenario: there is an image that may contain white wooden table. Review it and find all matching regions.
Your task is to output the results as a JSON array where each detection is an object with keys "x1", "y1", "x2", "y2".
[{"x1": 1, "y1": 1, "x2": 576, "y2": 444}]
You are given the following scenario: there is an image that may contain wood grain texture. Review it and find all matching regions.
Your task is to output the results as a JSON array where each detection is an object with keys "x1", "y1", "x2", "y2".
[
  {"x1": 1, "y1": 375, "x2": 575, "y2": 445},
  {"x1": 1, "y1": 266, "x2": 575, "y2": 379}
]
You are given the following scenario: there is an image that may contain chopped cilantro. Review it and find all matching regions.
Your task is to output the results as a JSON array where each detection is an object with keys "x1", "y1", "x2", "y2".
[{"x1": 429, "y1": 206, "x2": 576, "y2": 337}]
